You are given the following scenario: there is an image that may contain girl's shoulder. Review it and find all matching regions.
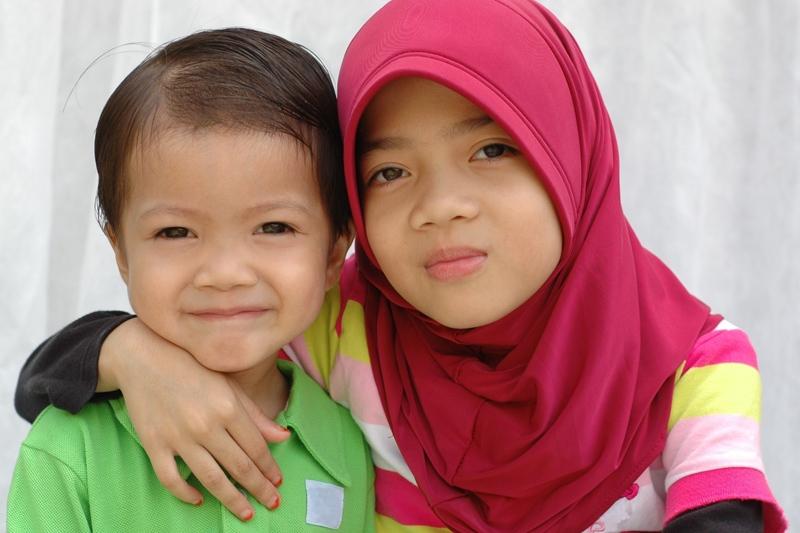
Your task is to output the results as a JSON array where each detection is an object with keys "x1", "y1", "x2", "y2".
[
  {"x1": 661, "y1": 320, "x2": 786, "y2": 530},
  {"x1": 669, "y1": 319, "x2": 760, "y2": 432}
]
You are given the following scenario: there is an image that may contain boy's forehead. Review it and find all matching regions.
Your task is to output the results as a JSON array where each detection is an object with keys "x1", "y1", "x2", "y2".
[{"x1": 122, "y1": 128, "x2": 325, "y2": 216}]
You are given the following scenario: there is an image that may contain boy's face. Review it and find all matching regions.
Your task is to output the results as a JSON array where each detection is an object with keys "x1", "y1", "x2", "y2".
[
  {"x1": 110, "y1": 128, "x2": 346, "y2": 376},
  {"x1": 358, "y1": 77, "x2": 563, "y2": 329}
]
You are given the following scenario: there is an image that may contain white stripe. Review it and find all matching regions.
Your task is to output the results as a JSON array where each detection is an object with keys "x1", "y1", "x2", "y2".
[
  {"x1": 714, "y1": 319, "x2": 739, "y2": 331},
  {"x1": 356, "y1": 420, "x2": 416, "y2": 484}
]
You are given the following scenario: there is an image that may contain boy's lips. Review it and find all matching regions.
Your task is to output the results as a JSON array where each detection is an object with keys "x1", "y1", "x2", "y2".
[
  {"x1": 424, "y1": 247, "x2": 487, "y2": 281},
  {"x1": 187, "y1": 307, "x2": 269, "y2": 320}
]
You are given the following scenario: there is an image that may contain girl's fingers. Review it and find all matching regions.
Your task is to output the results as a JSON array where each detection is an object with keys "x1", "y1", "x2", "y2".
[
  {"x1": 148, "y1": 450, "x2": 204, "y2": 506},
  {"x1": 225, "y1": 416, "x2": 285, "y2": 497},
  {"x1": 223, "y1": 437, "x2": 281, "y2": 511},
  {"x1": 241, "y1": 395, "x2": 292, "y2": 443},
  {"x1": 180, "y1": 445, "x2": 259, "y2": 521},
  {"x1": 231, "y1": 385, "x2": 289, "y2": 477},
  {"x1": 199, "y1": 419, "x2": 282, "y2": 511}
]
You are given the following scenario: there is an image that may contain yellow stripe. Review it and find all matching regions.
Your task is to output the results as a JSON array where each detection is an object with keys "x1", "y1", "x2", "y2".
[
  {"x1": 668, "y1": 362, "x2": 761, "y2": 430},
  {"x1": 338, "y1": 300, "x2": 371, "y2": 364},
  {"x1": 302, "y1": 284, "x2": 341, "y2": 389},
  {"x1": 376, "y1": 513, "x2": 450, "y2": 533}
]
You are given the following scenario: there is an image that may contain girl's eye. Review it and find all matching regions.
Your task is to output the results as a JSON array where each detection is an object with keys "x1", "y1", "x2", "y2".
[
  {"x1": 368, "y1": 166, "x2": 408, "y2": 185},
  {"x1": 472, "y1": 143, "x2": 518, "y2": 161},
  {"x1": 257, "y1": 222, "x2": 293, "y2": 235},
  {"x1": 156, "y1": 227, "x2": 191, "y2": 239}
]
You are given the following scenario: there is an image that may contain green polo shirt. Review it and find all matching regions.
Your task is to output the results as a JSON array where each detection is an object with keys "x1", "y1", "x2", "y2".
[{"x1": 8, "y1": 360, "x2": 375, "y2": 532}]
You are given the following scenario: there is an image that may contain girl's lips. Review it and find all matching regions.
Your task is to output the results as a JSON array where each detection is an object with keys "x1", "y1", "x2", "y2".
[{"x1": 425, "y1": 248, "x2": 487, "y2": 281}]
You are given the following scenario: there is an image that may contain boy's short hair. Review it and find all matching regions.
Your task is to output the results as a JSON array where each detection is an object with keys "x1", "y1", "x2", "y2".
[{"x1": 95, "y1": 27, "x2": 348, "y2": 239}]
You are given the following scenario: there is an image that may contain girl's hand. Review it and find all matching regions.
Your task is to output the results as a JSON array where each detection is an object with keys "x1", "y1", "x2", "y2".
[{"x1": 99, "y1": 318, "x2": 289, "y2": 521}]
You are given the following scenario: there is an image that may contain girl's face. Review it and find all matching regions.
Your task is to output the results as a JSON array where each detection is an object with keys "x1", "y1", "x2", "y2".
[{"x1": 359, "y1": 78, "x2": 563, "y2": 328}]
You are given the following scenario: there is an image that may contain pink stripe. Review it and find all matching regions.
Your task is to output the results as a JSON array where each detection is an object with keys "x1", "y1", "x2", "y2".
[
  {"x1": 328, "y1": 354, "x2": 388, "y2": 425},
  {"x1": 665, "y1": 468, "x2": 787, "y2": 532},
  {"x1": 336, "y1": 258, "x2": 366, "y2": 335},
  {"x1": 664, "y1": 415, "x2": 763, "y2": 488},
  {"x1": 285, "y1": 335, "x2": 325, "y2": 387},
  {"x1": 375, "y1": 468, "x2": 444, "y2": 527},
  {"x1": 683, "y1": 329, "x2": 758, "y2": 372}
]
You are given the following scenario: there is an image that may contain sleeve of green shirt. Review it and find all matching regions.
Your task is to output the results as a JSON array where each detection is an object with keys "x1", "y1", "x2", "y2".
[{"x1": 8, "y1": 443, "x2": 91, "y2": 533}]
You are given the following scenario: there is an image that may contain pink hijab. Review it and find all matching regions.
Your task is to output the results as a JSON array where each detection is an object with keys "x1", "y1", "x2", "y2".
[{"x1": 338, "y1": 1, "x2": 717, "y2": 530}]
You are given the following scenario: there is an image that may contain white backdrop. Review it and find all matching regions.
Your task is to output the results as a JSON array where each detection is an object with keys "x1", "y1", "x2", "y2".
[{"x1": 1, "y1": 1, "x2": 797, "y2": 528}]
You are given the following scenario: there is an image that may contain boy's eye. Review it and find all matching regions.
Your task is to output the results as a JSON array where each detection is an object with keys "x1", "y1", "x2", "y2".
[
  {"x1": 368, "y1": 166, "x2": 408, "y2": 185},
  {"x1": 156, "y1": 227, "x2": 191, "y2": 239},
  {"x1": 257, "y1": 222, "x2": 293, "y2": 234},
  {"x1": 472, "y1": 143, "x2": 518, "y2": 160}
]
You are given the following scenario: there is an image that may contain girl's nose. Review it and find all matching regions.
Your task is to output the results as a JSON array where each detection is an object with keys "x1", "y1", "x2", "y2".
[
  {"x1": 193, "y1": 242, "x2": 258, "y2": 290},
  {"x1": 409, "y1": 170, "x2": 480, "y2": 230}
]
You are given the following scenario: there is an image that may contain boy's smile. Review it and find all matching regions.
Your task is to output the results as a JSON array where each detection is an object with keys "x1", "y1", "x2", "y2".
[
  {"x1": 109, "y1": 128, "x2": 345, "y2": 400},
  {"x1": 358, "y1": 78, "x2": 563, "y2": 329}
]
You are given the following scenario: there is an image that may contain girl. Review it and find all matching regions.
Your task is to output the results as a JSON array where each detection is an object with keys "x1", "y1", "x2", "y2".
[{"x1": 16, "y1": 1, "x2": 787, "y2": 531}]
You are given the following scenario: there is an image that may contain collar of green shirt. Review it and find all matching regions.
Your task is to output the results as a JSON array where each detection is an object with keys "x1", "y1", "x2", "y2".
[{"x1": 109, "y1": 359, "x2": 353, "y2": 487}]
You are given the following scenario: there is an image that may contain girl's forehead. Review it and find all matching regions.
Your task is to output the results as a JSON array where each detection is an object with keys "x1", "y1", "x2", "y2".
[{"x1": 359, "y1": 77, "x2": 495, "y2": 139}]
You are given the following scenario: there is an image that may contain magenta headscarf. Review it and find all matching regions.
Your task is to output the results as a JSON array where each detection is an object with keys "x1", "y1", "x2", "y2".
[{"x1": 337, "y1": 1, "x2": 717, "y2": 531}]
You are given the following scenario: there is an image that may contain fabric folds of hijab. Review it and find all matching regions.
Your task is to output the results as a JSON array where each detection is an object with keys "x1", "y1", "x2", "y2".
[{"x1": 337, "y1": 1, "x2": 717, "y2": 531}]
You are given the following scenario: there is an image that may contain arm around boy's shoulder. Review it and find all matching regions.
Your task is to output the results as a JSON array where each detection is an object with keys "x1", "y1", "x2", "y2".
[
  {"x1": 661, "y1": 320, "x2": 787, "y2": 531},
  {"x1": 15, "y1": 310, "x2": 134, "y2": 422}
]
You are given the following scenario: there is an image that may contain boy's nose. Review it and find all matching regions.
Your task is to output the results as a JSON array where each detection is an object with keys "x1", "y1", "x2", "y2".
[
  {"x1": 409, "y1": 170, "x2": 480, "y2": 230},
  {"x1": 193, "y1": 243, "x2": 258, "y2": 290}
]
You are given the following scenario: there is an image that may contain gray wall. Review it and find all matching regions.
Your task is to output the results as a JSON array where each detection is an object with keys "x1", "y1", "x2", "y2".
[{"x1": 1, "y1": 1, "x2": 797, "y2": 528}]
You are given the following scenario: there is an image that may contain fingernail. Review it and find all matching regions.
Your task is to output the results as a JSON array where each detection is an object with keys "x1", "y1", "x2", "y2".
[
  {"x1": 240, "y1": 509, "x2": 254, "y2": 521},
  {"x1": 274, "y1": 476, "x2": 283, "y2": 488},
  {"x1": 280, "y1": 425, "x2": 290, "y2": 432},
  {"x1": 193, "y1": 497, "x2": 203, "y2": 506},
  {"x1": 268, "y1": 494, "x2": 281, "y2": 510}
]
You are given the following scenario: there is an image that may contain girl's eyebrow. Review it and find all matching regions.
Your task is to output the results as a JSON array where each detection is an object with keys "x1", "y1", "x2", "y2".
[
  {"x1": 359, "y1": 136, "x2": 412, "y2": 156},
  {"x1": 439, "y1": 115, "x2": 494, "y2": 140},
  {"x1": 359, "y1": 115, "x2": 494, "y2": 156}
]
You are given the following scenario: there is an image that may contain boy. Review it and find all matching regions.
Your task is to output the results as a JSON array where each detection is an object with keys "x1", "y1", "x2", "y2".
[{"x1": 8, "y1": 28, "x2": 373, "y2": 532}]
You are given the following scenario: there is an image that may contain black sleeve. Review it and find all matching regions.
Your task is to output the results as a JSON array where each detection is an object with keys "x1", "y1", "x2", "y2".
[
  {"x1": 664, "y1": 500, "x2": 763, "y2": 533},
  {"x1": 14, "y1": 311, "x2": 135, "y2": 422}
]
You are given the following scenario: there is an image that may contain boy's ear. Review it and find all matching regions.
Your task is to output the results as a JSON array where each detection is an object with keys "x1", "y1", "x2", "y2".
[
  {"x1": 105, "y1": 224, "x2": 130, "y2": 285},
  {"x1": 325, "y1": 222, "x2": 354, "y2": 290}
]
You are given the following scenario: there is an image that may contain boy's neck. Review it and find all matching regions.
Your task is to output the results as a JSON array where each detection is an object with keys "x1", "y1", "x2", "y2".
[{"x1": 228, "y1": 357, "x2": 290, "y2": 419}]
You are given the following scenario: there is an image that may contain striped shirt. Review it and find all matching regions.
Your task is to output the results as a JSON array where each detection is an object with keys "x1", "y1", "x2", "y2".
[{"x1": 284, "y1": 266, "x2": 784, "y2": 532}]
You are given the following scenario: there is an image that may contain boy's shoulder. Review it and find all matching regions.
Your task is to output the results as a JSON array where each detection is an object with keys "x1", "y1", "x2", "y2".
[
  {"x1": 280, "y1": 360, "x2": 372, "y2": 469},
  {"x1": 282, "y1": 359, "x2": 364, "y2": 440},
  {"x1": 21, "y1": 400, "x2": 123, "y2": 479},
  {"x1": 26, "y1": 400, "x2": 118, "y2": 446}
]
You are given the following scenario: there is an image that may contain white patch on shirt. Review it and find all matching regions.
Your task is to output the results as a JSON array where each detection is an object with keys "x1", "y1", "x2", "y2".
[{"x1": 306, "y1": 479, "x2": 344, "y2": 529}]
